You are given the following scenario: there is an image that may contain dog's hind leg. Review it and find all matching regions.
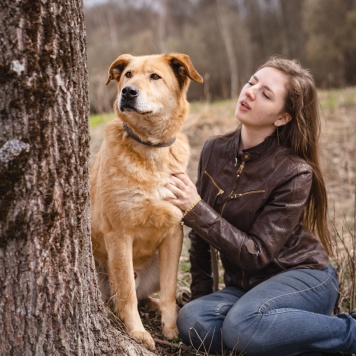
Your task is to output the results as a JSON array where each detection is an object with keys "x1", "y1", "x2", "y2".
[
  {"x1": 158, "y1": 224, "x2": 184, "y2": 340},
  {"x1": 136, "y1": 254, "x2": 161, "y2": 312},
  {"x1": 135, "y1": 253, "x2": 160, "y2": 301}
]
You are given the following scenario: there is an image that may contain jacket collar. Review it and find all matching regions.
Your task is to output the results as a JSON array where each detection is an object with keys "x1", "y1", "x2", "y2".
[{"x1": 234, "y1": 128, "x2": 278, "y2": 162}]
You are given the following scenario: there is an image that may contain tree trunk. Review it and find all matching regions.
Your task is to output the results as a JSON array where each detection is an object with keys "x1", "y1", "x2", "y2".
[
  {"x1": 215, "y1": 0, "x2": 239, "y2": 99},
  {"x1": 0, "y1": 1, "x2": 153, "y2": 355}
]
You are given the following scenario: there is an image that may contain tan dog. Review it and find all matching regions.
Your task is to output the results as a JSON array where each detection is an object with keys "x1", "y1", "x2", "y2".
[{"x1": 90, "y1": 53, "x2": 203, "y2": 350}]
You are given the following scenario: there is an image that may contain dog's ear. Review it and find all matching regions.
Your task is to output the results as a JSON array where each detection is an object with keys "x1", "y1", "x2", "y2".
[
  {"x1": 105, "y1": 54, "x2": 133, "y2": 85},
  {"x1": 166, "y1": 54, "x2": 204, "y2": 88}
]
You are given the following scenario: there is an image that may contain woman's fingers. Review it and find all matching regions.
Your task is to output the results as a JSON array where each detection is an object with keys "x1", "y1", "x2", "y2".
[
  {"x1": 166, "y1": 182, "x2": 183, "y2": 198},
  {"x1": 165, "y1": 173, "x2": 200, "y2": 211},
  {"x1": 172, "y1": 173, "x2": 192, "y2": 186},
  {"x1": 170, "y1": 175, "x2": 187, "y2": 190}
]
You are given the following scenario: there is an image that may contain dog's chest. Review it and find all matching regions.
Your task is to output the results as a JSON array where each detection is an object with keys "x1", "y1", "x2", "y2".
[
  {"x1": 104, "y1": 171, "x2": 182, "y2": 229},
  {"x1": 102, "y1": 133, "x2": 187, "y2": 229}
]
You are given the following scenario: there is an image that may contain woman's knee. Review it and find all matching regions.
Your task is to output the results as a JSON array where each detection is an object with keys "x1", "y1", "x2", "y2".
[
  {"x1": 222, "y1": 306, "x2": 263, "y2": 353},
  {"x1": 177, "y1": 300, "x2": 210, "y2": 344},
  {"x1": 177, "y1": 303, "x2": 193, "y2": 342},
  {"x1": 177, "y1": 297, "x2": 227, "y2": 352}
]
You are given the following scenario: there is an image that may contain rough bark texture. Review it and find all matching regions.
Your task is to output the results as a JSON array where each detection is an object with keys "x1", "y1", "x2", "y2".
[{"x1": 0, "y1": 1, "x2": 154, "y2": 355}]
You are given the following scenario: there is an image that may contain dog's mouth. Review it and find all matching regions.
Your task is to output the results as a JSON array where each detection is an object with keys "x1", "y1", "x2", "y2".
[{"x1": 120, "y1": 101, "x2": 152, "y2": 116}]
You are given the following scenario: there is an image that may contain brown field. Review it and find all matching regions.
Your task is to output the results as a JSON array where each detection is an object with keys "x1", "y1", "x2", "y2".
[{"x1": 89, "y1": 87, "x2": 356, "y2": 355}]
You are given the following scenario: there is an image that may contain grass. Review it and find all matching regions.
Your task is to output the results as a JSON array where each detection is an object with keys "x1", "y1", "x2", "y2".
[
  {"x1": 319, "y1": 86, "x2": 356, "y2": 112},
  {"x1": 90, "y1": 86, "x2": 356, "y2": 355},
  {"x1": 89, "y1": 112, "x2": 113, "y2": 127},
  {"x1": 330, "y1": 194, "x2": 356, "y2": 313}
]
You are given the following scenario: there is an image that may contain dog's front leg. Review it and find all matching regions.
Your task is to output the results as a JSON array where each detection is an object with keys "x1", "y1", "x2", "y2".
[
  {"x1": 105, "y1": 233, "x2": 155, "y2": 350},
  {"x1": 158, "y1": 224, "x2": 184, "y2": 340}
]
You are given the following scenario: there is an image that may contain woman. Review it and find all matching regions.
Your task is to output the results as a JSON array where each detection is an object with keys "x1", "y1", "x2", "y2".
[{"x1": 165, "y1": 57, "x2": 356, "y2": 356}]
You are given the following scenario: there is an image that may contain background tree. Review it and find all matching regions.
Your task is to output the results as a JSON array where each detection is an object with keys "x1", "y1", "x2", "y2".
[
  {"x1": 84, "y1": 0, "x2": 356, "y2": 113},
  {"x1": 0, "y1": 1, "x2": 153, "y2": 354},
  {"x1": 303, "y1": 0, "x2": 356, "y2": 87},
  {"x1": 215, "y1": 0, "x2": 239, "y2": 99}
]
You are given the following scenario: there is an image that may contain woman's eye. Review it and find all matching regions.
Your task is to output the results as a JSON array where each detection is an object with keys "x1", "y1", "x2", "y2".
[
  {"x1": 247, "y1": 81, "x2": 253, "y2": 86},
  {"x1": 150, "y1": 73, "x2": 161, "y2": 80},
  {"x1": 263, "y1": 92, "x2": 270, "y2": 99},
  {"x1": 125, "y1": 71, "x2": 133, "y2": 78}
]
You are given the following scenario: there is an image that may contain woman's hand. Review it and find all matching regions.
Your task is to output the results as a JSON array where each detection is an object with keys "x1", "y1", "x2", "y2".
[{"x1": 165, "y1": 173, "x2": 201, "y2": 212}]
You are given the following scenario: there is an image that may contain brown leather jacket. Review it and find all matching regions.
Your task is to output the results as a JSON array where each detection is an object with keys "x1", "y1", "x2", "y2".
[{"x1": 183, "y1": 129, "x2": 330, "y2": 300}]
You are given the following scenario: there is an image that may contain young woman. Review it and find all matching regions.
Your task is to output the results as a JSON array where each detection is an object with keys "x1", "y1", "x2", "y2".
[{"x1": 165, "y1": 57, "x2": 356, "y2": 356}]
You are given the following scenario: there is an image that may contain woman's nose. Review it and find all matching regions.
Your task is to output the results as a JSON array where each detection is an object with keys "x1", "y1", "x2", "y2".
[{"x1": 245, "y1": 87, "x2": 255, "y2": 100}]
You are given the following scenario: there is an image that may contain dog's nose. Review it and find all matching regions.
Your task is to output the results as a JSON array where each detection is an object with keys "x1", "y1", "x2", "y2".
[{"x1": 122, "y1": 86, "x2": 139, "y2": 100}]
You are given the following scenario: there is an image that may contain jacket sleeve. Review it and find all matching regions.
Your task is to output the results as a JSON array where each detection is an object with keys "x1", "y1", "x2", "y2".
[
  {"x1": 184, "y1": 161, "x2": 313, "y2": 271},
  {"x1": 188, "y1": 140, "x2": 215, "y2": 299},
  {"x1": 188, "y1": 229, "x2": 213, "y2": 300}
]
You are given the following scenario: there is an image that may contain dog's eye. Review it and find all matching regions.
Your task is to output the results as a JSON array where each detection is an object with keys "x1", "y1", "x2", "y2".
[
  {"x1": 150, "y1": 73, "x2": 161, "y2": 80},
  {"x1": 125, "y1": 71, "x2": 133, "y2": 78}
]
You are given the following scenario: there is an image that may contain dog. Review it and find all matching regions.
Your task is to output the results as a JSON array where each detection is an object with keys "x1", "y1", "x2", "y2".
[{"x1": 90, "y1": 53, "x2": 203, "y2": 350}]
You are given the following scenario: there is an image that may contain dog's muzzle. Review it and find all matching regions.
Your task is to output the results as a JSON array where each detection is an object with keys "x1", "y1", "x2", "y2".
[{"x1": 120, "y1": 85, "x2": 139, "y2": 112}]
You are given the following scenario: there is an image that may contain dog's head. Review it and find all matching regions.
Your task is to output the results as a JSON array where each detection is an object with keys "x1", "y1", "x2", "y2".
[{"x1": 105, "y1": 53, "x2": 203, "y2": 143}]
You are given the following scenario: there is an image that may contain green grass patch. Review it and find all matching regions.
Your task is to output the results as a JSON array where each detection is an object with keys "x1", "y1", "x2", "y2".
[
  {"x1": 89, "y1": 112, "x2": 114, "y2": 127},
  {"x1": 319, "y1": 86, "x2": 356, "y2": 111}
]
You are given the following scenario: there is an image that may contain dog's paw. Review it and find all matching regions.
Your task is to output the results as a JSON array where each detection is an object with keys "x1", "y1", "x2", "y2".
[
  {"x1": 162, "y1": 325, "x2": 179, "y2": 340},
  {"x1": 130, "y1": 330, "x2": 156, "y2": 350}
]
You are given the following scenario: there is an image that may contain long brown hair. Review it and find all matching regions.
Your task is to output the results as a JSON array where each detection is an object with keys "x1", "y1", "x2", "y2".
[{"x1": 259, "y1": 57, "x2": 332, "y2": 255}]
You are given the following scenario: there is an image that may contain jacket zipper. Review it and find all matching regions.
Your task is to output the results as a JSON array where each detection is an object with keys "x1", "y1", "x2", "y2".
[
  {"x1": 241, "y1": 268, "x2": 246, "y2": 289},
  {"x1": 229, "y1": 190, "x2": 266, "y2": 200},
  {"x1": 236, "y1": 161, "x2": 245, "y2": 178},
  {"x1": 232, "y1": 160, "x2": 247, "y2": 288},
  {"x1": 220, "y1": 161, "x2": 246, "y2": 216},
  {"x1": 273, "y1": 258, "x2": 286, "y2": 271},
  {"x1": 203, "y1": 170, "x2": 224, "y2": 207},
  {"x1": 205, "y1": 163, "x2": 255, "y2": 291}
]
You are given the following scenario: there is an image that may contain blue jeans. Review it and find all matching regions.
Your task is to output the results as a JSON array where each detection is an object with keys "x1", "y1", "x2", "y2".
[{"x1": 177, "y1": 265, "x2": 356, "y2": 355}]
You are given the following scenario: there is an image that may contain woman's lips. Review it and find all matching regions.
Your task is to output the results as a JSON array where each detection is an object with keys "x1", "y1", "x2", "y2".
[{"x1": 240, "y1": 100, "x2": 251, "y2": 111}]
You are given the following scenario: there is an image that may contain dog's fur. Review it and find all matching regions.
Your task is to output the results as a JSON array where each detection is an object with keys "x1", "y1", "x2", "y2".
[{"x1": 90, "y1": 53, "x2": 203, "y2": 350}]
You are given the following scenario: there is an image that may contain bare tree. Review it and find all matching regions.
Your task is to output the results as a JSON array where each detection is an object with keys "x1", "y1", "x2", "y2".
[
  {"x1": 0, "y1": 1, "x2": 153, "y2": 354},
  {"x1": 215, "y1": 0, "x2": 239, "y2": 98},
  {"x1": 274, "y1": 0, "x2": 290, "y2": 57},
  {"x1": 156, "y1": 0, "x2": 168, "y2": 52}
]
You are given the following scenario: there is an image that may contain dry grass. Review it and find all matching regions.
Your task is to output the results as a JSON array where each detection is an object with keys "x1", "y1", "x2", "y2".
[{"x1": 89, "y1": 87, "x2": 356, "y2": 355}]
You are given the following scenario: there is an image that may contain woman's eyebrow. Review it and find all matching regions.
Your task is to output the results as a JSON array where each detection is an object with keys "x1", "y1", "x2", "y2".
[{"x1": 252, "y1": 75, "x2": 275, "y2": 97}]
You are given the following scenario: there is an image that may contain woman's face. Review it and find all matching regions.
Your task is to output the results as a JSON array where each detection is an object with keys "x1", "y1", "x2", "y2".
[{"x1": 235, "y1": 66, "x2": 290, "y2": 131}]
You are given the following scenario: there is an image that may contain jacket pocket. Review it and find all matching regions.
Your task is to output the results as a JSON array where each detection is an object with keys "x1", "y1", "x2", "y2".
[
  {"x1": 229, "y1": 189, "x2": 266, "y2": 200},
  {"x1": 220, "y1": 189, "x2": 266, "y2": 227},
  {"x1": 203, "y1": 170, "x2": 224, "y2": 206}
]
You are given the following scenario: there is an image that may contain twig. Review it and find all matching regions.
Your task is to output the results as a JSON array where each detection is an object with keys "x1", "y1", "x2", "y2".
[{"x1": 153, "y1": 338, "x2": 192, "y2": 351}]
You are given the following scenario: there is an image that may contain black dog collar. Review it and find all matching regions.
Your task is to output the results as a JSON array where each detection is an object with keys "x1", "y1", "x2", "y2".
[{"x1": 123, "y1": 123, "x2": 176, "y2": 148}]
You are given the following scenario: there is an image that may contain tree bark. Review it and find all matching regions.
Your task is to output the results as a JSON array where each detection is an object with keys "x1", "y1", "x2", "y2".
[
  {"x1": 215, "y1": 0, "x2": 239, "y2": 99},
  {"x1": 0, "y1": 1, "x2": 153, "y2": 355}
]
